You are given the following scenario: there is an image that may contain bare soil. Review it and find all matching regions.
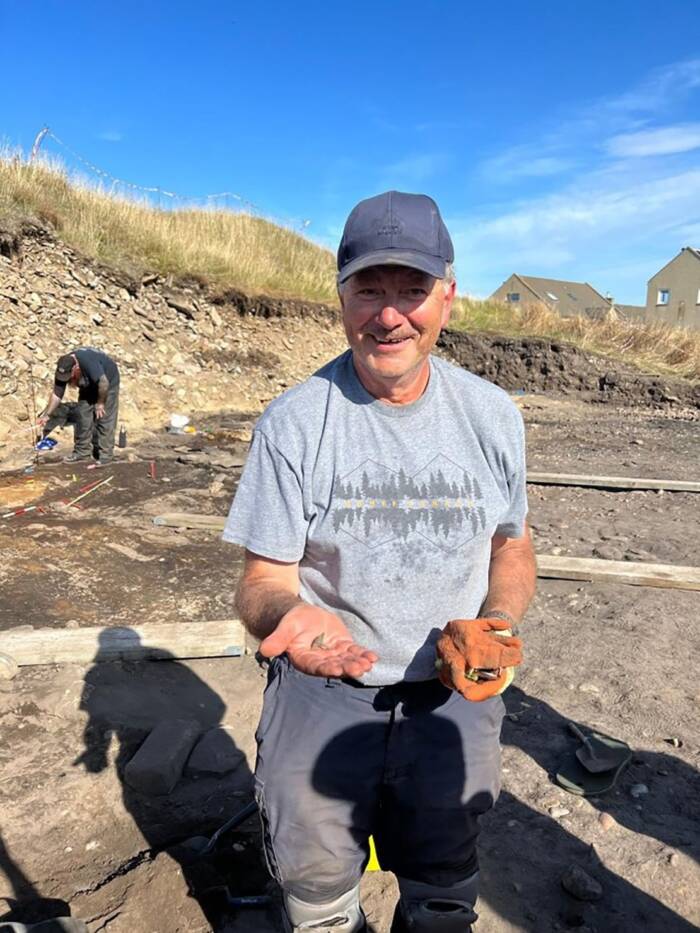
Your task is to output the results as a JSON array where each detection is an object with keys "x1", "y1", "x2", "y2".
[
  {"x1": 1, "y1": 389, "x2": 699, "y2": 932},
  {"x1": 437, "y1": 331, "x2": 700, "y2": 411}
]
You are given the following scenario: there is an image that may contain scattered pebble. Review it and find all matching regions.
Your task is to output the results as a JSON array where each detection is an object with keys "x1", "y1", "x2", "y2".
[
  {"x1": 578, "y1": 682, "x2": 600, "y2": 694},
  {"x1": 549, "y1": 805, "x2": 571, "y2": 819},
  {"x1": 85, "y1": 840, "x2": 99, "y2": 851},
  {"x1": 630, "y1": 783, "x2": 649, "y2": 798},
  {"x1": 512, "y1": 881, "x2": 523, "y2": 893},
  {"x1": 668, "y1": 852, "x2": 679, "y2": 866},
  {"x1": 665, "y1": 737, "x2": 683, "y2": 748},
  {"x1": 0, "y1": 653, "x2": 18, "y2": 681},
  {"x1": 561, "y1": 864, "x2": 603, "y2": 902},
  {"x1": 598, "y1": 812, "x2": 616, "y2": 831},
  {"x1": 232, "y1": 842, "x2": 245, "y2": 852}
]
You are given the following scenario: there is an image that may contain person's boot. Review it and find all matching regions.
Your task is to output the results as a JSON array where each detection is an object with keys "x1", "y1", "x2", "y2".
[
  {"x1": 389, "y1": 899, "x2": 476, "y2": 931},
  {"x1": 282, "y1": 886, "x2": 367, "y2": 932}
]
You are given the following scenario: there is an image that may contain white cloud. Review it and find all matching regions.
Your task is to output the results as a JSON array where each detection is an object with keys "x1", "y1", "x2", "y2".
[
  {"x1": 604, "y1": 58, "x2": 700, "y2": 115},
  {"x1": 479, "y1": 57, "x2": 700, "y2": 186},
  {"x1": 606, "y1": 123, "x2": 700, "y2": 158},
  {"x1": 459, "y1": 58, "x2": 700, "y2": 301},
  {"x1": 668, "y1": 220, "x2": 700, "y2": 244},
  {"x1": 98, "y1": 130, "x2": 123, "y2": 143},
  {"x1": 451, "y1": 169, "x2": 700, "y2": 301},
  {"x1": 480, "y1": 148, "x2": 573, "y2": 182}
]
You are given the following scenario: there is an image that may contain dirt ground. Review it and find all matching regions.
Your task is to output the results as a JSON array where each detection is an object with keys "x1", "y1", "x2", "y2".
[{"x1": 1, "y1": 392, "x2": 699, "y2": 932}]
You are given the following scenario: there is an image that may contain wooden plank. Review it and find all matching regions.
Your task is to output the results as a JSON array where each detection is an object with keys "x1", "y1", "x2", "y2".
[
  {"x1": 154, "y1": 512, "x2": 227, "y2": 531},
  {"x1": 537, "y1": 555, "x2": 700, "y2": 591},
  {"x1": 527, "y1": 472, "x2": 700, "y2": 493},
  {"x1": 3, "y1": 620, "x2": 246, "y2": 667}
]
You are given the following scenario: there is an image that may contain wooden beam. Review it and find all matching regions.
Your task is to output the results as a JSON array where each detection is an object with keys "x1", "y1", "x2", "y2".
[
  {"x1": 3, "y1": 620, "x2": 246, "y2": 667},
  {"x1": 153, "y1": 512, "x2": 227, "y2": 531},
  {"x1": 527, "y1": 472, "x2": 700, "y2": 493},
  {"x1": 537, "y1": 555, "x2": 700, "y2": 591}
]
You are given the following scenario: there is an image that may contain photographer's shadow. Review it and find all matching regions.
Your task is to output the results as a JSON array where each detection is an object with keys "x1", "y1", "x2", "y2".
[
  {"x1": 74, "y1": 628, "x2": 255, "y2": 928},
  {"x1": 0, "y1": 833, "x2": 72, "y2": 926}
]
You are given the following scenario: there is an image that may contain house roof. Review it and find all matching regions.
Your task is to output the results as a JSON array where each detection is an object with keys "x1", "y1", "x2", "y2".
[
  {"x1": 647, "y1": 246, "x2": 700, "y2": 282},
  {"x1": 510, "y1": 274, "x2": 611, "y2": 315},
  {"x1": 614, "y1": 304, "x2": 647, "y2": 320}
]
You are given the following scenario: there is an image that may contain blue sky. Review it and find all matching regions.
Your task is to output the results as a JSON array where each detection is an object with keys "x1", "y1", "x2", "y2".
[{"x1": 2, "y1": 0, "x2": 699, "y2": 304}]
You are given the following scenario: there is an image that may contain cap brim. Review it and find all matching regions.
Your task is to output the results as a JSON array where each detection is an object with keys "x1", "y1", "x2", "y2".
[
  {"x1": 337, "y1": 249, "x2": 446, "y2": 284},
  {"x1": 54, "y1": 372, "x2": 71, "y2": 383}
]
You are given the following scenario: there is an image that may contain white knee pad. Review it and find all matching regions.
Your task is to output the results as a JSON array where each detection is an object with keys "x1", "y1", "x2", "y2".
[
  {"x1": 397, "y1": 874, "x2": 479, "y2": 931},
  {"x1": 283, "y1": 884, "x2": 365, "y2": 932}
]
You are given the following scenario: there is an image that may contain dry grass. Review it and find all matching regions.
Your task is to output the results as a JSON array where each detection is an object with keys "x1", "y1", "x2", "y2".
[
  {"x1": 1, "y1": 153, "x2": 698, "y2": 381},
  {"x1": 451, "y1": 296, "x2": 700, "y2": 382},
  {"x1": 0, "y1": 153, "x2": 337, "y2": 301}
]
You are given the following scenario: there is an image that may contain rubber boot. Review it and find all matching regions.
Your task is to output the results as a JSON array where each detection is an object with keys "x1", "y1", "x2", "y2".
[
  {"x1": 392, "y1": 874, "x2": 479, "y2": 932},
  {"x1": 283, "y1": 885, "x2": 367, "y2": 932}
]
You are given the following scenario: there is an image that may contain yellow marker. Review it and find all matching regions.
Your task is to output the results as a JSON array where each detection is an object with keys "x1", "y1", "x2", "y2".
[{"x1": 366, "y1": 835, "x2": 381, "y2": 872}]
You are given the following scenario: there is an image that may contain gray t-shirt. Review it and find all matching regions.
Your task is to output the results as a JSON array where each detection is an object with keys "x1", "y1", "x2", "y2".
[{"x1": 224, "y1": 350, "x2": 528, "y2": 685}]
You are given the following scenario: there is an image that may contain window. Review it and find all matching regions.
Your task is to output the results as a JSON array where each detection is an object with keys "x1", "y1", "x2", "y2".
[
  {"x1": 657, "y1": 288, "x2": 669, "y2": 306},
  {"x1": 696, "y1": 288, "x2": 700, "y2": 305},
  {"x1": 506, "y1": 292, "x2": 520, "y2": 302},
  {"x1": 546, "y1": 291, "x2": 559, "y2": 301},
  {"x1": 566, "y1": 292, "x2": 579, "y2": 302}
]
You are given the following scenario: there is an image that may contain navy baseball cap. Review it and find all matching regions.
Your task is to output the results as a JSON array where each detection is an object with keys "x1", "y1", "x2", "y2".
[
  {"x1": 54, "y1": 353, "x2": 75, "y2": 382},
  {"x1": 337, "y1": 190, "x2": 454, "y2": 284}
]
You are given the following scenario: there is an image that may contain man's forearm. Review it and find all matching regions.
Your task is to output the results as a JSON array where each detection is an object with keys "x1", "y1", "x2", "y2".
[
  {"x1": 41, "y1": 392, "x2": 63, "y2": 419},
  {"x1": 235, "y1": 579, "x2": 303, "y2": 642},
  {"x1": 97, "y1": 375, "x2": 109, "y2": 404},
  {"x1": 481, "y1": 533, "x2": 537, "y2": 627}
]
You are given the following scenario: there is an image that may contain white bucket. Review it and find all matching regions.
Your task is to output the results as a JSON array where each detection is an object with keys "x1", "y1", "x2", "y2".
[{"x1": 169, "y1": 413, "x2": 190, "y2": 430}]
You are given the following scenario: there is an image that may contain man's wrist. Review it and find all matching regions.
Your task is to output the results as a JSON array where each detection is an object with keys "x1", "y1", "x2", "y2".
[
  {"x1": 277, "y1": 596, "x2": 305, "y2": 624},
  {"x1": 479, "y1": 608, "x2": 517, "y2": 629}
]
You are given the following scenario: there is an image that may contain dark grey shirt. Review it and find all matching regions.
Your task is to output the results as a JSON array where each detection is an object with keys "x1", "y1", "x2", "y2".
[{"x1": 54, "y1": 348, "x2": 119, "y2": 398}]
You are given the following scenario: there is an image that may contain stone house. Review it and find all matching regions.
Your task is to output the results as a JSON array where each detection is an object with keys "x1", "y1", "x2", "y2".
[{"x1": 646, "y1": 247, "x2": 700, "y2": 331}]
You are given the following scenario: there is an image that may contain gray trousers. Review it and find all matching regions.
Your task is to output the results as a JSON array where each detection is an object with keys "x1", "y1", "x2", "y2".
[
  {"x1": 73, "y1": 382, "x2": 119, "y2": 462},
  {"x1": 254, "y1": 657, "x2": 504, "y2": 904}
]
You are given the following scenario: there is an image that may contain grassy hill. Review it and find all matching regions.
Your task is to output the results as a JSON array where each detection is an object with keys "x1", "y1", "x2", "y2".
[
  {"x1": 1, "y1": 153, "x2": 698, "y2": 381},
  {"x1": 0, "y1": 154, "x2": 337, "y2": 301}
]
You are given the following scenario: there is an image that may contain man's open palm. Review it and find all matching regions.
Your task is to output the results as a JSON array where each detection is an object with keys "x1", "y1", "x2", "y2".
[{"x1": 259, "y1": 605, "x2": 377, "y2": 678}]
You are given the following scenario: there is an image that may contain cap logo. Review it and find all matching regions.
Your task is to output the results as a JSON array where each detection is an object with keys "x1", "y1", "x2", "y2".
[{"x1": 377, "y1": 222, "x2": 402, "y2": 236}]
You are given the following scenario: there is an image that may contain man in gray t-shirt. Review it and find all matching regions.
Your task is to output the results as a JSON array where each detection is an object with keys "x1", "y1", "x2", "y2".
[{"x1": 224, "y1": 191, "x2": 536, "y2": 933}]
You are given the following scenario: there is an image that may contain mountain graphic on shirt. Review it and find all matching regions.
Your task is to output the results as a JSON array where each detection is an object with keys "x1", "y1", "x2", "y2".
[{"x1": 330, "y1": 454, "x2": 487, "y2": 552}]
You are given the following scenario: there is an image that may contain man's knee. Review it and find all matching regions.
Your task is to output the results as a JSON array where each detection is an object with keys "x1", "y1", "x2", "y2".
[
  {"x1": 283, "y1": 884, "x2": 366, "y2": 932},
  {"x1": 392, "y1": 874, "x2": 479, "y2": 931}
]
